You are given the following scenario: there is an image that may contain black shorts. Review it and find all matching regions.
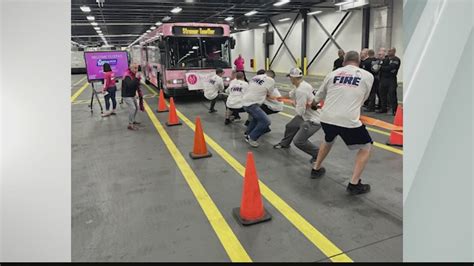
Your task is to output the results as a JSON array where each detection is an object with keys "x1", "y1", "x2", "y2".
[{"x1": 321, "y1": 122, "x2": 373, "y2": 150}]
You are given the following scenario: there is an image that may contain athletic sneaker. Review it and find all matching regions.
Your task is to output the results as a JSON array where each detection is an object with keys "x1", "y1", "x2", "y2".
[
  {"x1": 310, "y1": 167, "x2": 326, "y2": 179},
  {"x1": 346, "y1": 180, "x2": 371, "y2": 195},
  {"x1": 233, "y1": 117, "x2": 241, "y2": 122},
  {"x1": 248, "y1": 139, "x2": 260, "y2": 148},
  {"x1": 127, "y1": 125, "x2": 138, "y2": 131},
  {"x1": 263, "y1": 127, "x2": 271, "y2": 134},
  {"x1": 273, "y1": 143, "x2": 290, "y2": 149},
  {"x1": 133, "y1": 121, "x2": 141, "y2": 125},
  {"x1": 224, "y1": 119, "x2": 231, "y2": 125},
  {"x1": 209, "y1": 109, "x2": 217, "y2": 113}
]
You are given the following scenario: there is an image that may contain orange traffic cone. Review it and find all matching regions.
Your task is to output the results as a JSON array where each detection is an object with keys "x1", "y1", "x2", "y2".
[
  {"x1": 386, "y1": 130, "x2": 403, "y2": 147},
  {"x1": 393, "y1": 105, "x2": 403, "y2": 127},
  {"x1": 189, "y1": 116, "x2": 212, "y2": 159},
  {"x1": 165, "y1": 97, "x2": 182, "y2": 127},
  {"x1": 157, "y1": 90, "x2": 169, "y2": 113},
  {"x1": 233, "y1": 152, "x2": 272, "y2": 226}
]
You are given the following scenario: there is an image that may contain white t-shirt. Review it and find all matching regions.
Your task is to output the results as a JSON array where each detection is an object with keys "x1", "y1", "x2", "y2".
[
  {"x1": 204, "y1": 74, "x2": 224, "y2": 100},
  {"x1": 292, "y1": 80, "x2": 321, "y2": 124},
  {"x1": 263, "y1": 87, "x2": 283, "y2": 112},
  {"x1": 315, "y1": 65, "x2": 374, "y2": 128},
  {"x1": 241, "y1": 74, "x2": 275, "y2": 107},
  {"x1": 225, "y1": 79, "x2": 249, "y2": 109}
]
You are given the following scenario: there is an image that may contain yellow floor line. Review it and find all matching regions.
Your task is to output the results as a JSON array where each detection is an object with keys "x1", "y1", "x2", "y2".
[
  {"x1": 279, "y1": 111, "x2": 401, "y2": 155},
  {"x1": 143, "y1": 84, "x2": 353, "y2": 262},
  {"x1": 71, "y1": 82, "x2": 89, "y2": 102},
  {"x1": 72, "y1": 76, "x2": 87, "y2": 87},
  {"x1": 373, "y1": 142, "x2": 404, "y2": 155},
  {"x1": 143, "y1": 101, "x2": 251, "y2": 262}
]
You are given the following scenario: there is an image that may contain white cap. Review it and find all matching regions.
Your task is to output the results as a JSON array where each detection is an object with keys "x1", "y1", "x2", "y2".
[{"x1": 287, "y1": 67, "x2": 303, "y2": 77}]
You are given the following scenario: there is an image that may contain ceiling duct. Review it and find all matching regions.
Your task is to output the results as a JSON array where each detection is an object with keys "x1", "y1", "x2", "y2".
[{"x1": 337, "y1": 0, "x2": 370, "y2": 11}]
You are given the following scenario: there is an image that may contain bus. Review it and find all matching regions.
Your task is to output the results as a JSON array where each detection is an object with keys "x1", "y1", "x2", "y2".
[{"x1": 136, "y1": 22, "x2": 235, "y2": 96}]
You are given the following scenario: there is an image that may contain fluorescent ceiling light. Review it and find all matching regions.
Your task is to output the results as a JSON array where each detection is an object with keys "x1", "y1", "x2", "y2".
[
  {"x1": 259, "y1": 23, "x2": 268, "y2": 26},
  {"x1": 307, "y1": 10, "x2": 322, "y2": 15},
  {"x1": 86, "y1": 16, "x2": 95, "y2": 21},
  {"x1": 93, "y1": 27, "x2": 100, "y2": 30},
  {"x1": 97, "y1": 30, "x2": 102, "y2": 34},
  {"x1": 245, "y1": 10, "x2": 258, "y2": 16},
  {"x1": 192, "y1": 46, "x2": 199, "y2": 49},
  {"x1": 171, "y1": 7, "x2": 182, "y2": 13},
  {"x1": 155, "y1": 22, "x2": 162, "y2": 25},
  {"x1": 224, "y1": 16, "x2": 234, "y2": 21},
  {"x1": 162, "y1": 16, "x2": 171, "y2": 21},
  {"x1": 335, "y1": 0, "x2": 353, "y2": 6},
  {"x1": 146, "y1": 30, "x2": 151, "y2": 33},
  {"x1": 150, "y1": 26, "x2": 156, "y2": 30},
  {"x1": 274, "y1": 0, "x2": 290, "y2": 7},
  {"x1": 91, "y1": 22, "x2": 98, "y2": 26},
  {"x1": 189, "y1": 51, "x2": 194, "y2": 53},
  {"x1": 278, "y1": 17, "x2": 291, "y2": 22},
  {"x1": 80, "y1": 6, "x2": 91, "y2": 12}
]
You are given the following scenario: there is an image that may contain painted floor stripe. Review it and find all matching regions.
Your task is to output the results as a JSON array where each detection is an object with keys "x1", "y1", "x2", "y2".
[
  {"x1": 72, "y1": 76, "x2": 87, "y2": 87},
  {"x1": 143, "y1": 84, "x2": 352, "y2": 263},
  {"x1": 143, "y1": 101, "x2": 251, "y2": 262},
  {"x1": 71, "y1": 82, "x2": 89, "y2": 102}
]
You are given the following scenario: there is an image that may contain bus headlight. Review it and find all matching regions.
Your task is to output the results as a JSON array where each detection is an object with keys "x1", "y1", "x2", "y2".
[{"x1": 168, "y1": 79, "x2": 184, "y2": 84}]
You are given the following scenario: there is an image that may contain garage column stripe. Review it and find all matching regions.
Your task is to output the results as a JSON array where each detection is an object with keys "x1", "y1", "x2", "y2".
[{"x1": 143, "y1": 101, "x2": 251, "y2": 262}]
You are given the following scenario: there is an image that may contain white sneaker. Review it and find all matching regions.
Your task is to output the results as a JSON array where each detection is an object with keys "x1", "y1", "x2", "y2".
[
  {"x1": 248, "y1": 139, "x2": 260, "y2": 148},
  {"x1": 233, "y1": 117, "x2": 241, "y2": 122}
]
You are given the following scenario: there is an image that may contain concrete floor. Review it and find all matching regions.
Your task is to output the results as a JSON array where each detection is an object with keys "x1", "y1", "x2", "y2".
[{"x1": 71, "y1": 73, "x2": 402, "y2": 262}]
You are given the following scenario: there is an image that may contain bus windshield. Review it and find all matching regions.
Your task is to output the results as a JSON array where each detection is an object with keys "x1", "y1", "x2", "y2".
[{"x1": 167, "y1": 37, "x2": 231, "y2": 69}]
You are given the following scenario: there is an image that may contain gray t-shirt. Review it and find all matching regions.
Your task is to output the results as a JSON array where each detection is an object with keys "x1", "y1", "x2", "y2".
[{"x1": 315, "y1": 65, "x2": 374, "y2": 128}]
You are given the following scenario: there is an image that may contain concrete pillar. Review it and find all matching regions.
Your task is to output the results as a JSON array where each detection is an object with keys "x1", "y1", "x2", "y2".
[{"x1": 371, "y1": 0, "x2": 393, "y2": 51}]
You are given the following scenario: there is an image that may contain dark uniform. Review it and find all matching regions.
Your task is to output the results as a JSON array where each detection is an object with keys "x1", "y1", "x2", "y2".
[
  {"x1": 360, "y1": 57, "x2": 377, "y2": 109},
  {"x1": 378, "y1": 56, "x2": 401, "y2": 114},
  {"x1": 333, "y1": 56, "x2": 344, "y2": 70}
]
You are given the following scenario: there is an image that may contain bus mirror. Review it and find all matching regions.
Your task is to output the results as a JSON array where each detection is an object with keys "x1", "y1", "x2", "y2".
[{"x1": 230, "y1": 38, "x2": 236, "y2": 49}]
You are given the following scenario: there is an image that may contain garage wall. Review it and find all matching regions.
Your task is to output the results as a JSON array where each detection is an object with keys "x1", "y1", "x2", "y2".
[
  {"x1": 391, "y1": 0, "x2": 404, "y2": 80},
  {"x1": 306, "y1": 10, "x2": 363, "y2": 76},
  {"x1": 232, "y1": 2, "x2": 403, "y2": 80}
]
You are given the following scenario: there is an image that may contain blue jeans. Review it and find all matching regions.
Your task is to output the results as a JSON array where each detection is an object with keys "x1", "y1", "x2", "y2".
[
  {"x1": 104, "y1": 86, "x2": 117, "y2": 111},
  {"x1": 244, "y1": 104, "x2": 271, "y2": 141}
]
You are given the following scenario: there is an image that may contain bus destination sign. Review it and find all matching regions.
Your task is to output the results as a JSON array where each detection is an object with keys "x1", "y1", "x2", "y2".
[{"x1": 172, "y1": 26, "x2": 224, "y2": 36}]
